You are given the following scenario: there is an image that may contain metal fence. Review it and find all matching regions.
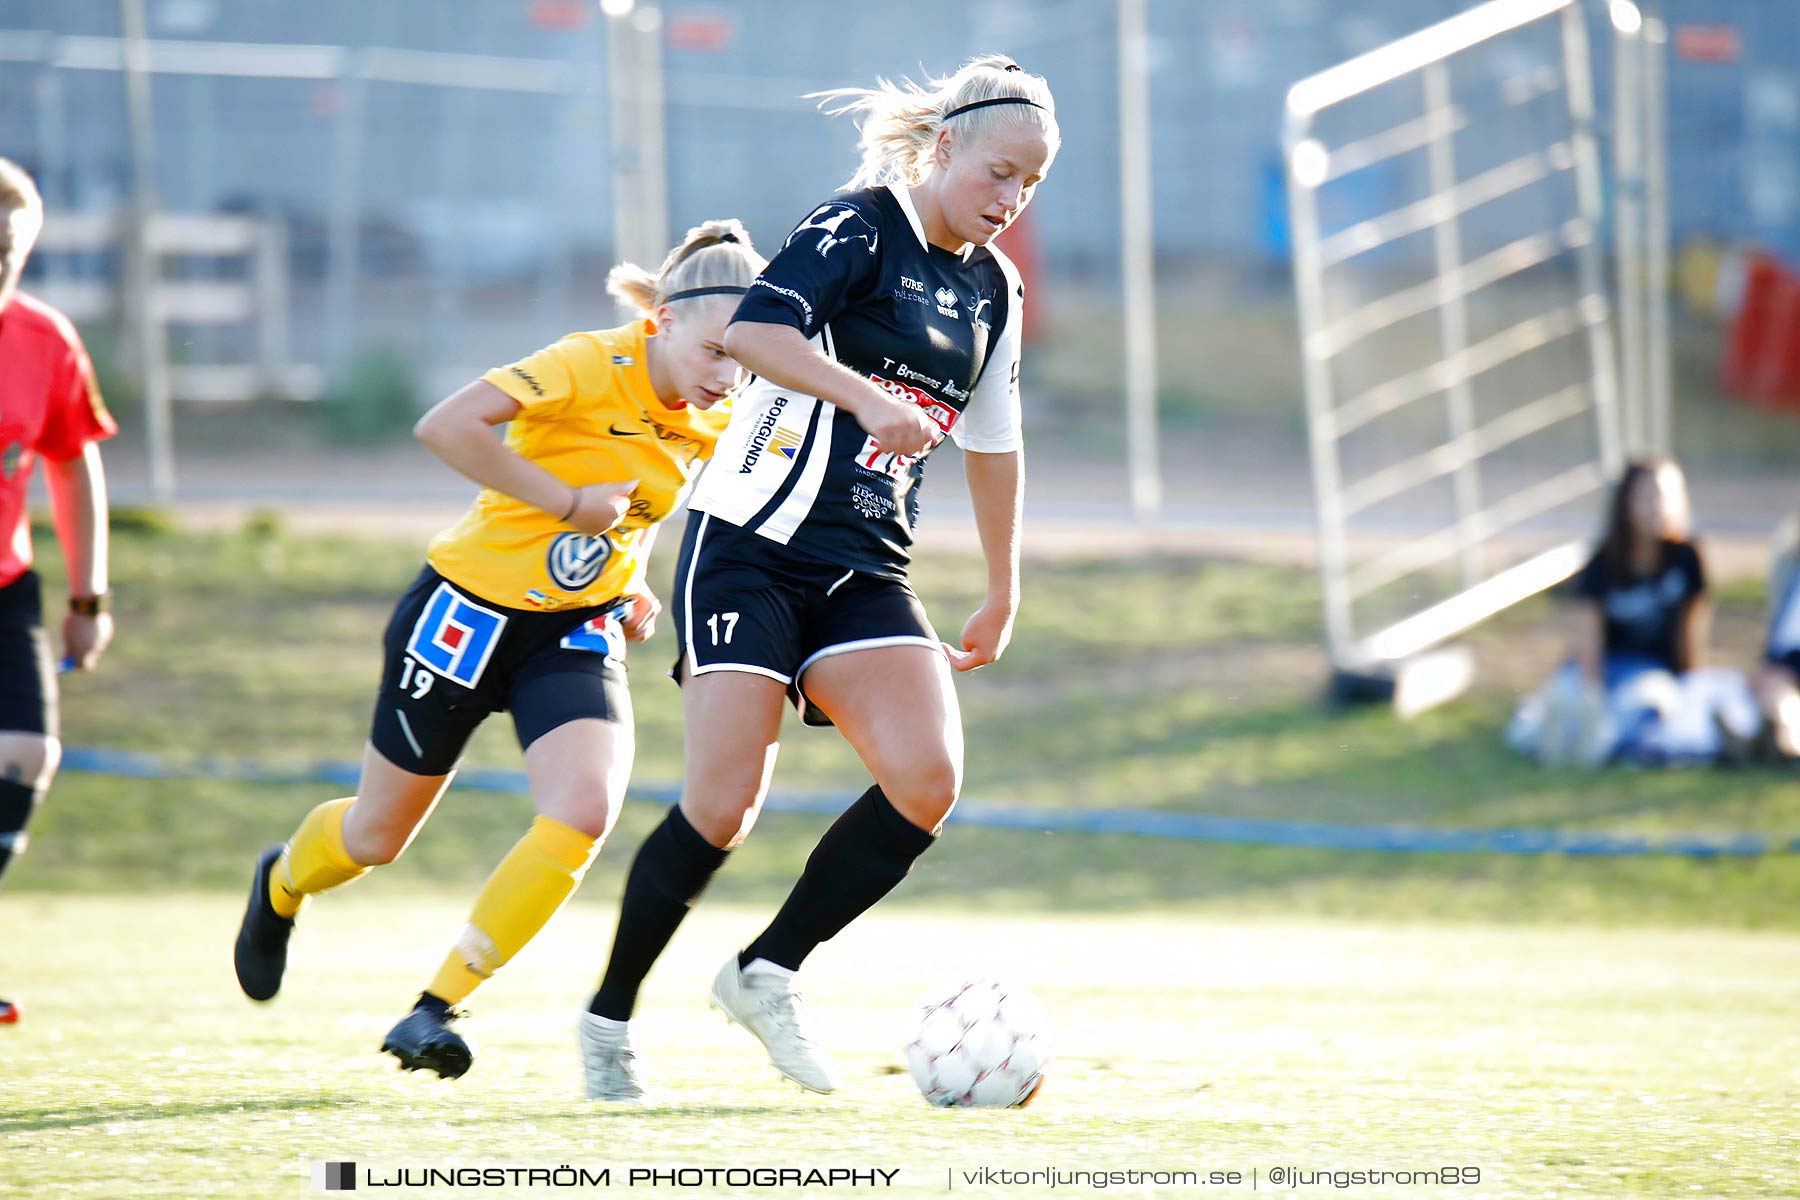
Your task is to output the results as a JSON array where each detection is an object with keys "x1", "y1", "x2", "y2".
[
  {"x1": 0, "y1": 0, "x2": 1792, "y2": 516},
  {"x1": 0, "y1": 0, "x2": 1172, "y2": 505}
]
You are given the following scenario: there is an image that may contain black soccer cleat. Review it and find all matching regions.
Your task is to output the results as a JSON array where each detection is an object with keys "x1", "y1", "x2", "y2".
[
  {"x1": 234, "y1": 844, "x2": 296, "y2": 1002},
  {"x1": 380, "y1": 1005, "x2": 473, "y2": 1079}
]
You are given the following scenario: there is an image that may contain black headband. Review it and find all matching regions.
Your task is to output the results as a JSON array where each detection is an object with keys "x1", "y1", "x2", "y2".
[
  {"x1": 943, "y1": 96, "x2": 1043, "y2": 120},
  {"x1": 664, "y1": 285, "x2": 748, "y2": 303}
]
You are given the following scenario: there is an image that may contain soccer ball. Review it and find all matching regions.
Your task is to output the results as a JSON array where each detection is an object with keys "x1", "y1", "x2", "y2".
[{"x1": 904, "y1": 978, "x2": 1051, "y2": 1108}]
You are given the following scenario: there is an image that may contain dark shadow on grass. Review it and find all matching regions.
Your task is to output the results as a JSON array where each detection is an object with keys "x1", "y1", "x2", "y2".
[{"x1": 0, "y1": 1094, "x2": 357, "y2": 1133}]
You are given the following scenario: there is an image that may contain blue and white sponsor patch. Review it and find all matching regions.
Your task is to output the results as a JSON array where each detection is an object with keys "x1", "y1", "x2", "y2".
[
  {"x1": 406, "y1": 581, "x2": 507, "y2": 688},
  {"x1": 547, "y1": 532, "x2": 614, "y2": 593},
  {"x1": 560, "y1": 611, "x2": 626, "y2": 664}
]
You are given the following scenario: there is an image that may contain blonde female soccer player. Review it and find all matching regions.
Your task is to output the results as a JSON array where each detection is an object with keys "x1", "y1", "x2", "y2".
[
  {"x1": 233, "y1": 220, "x2": 766, "y2": 1080},
  {"x1": 576, "y1": 56, "x2": 1056, "y2": 1100}
]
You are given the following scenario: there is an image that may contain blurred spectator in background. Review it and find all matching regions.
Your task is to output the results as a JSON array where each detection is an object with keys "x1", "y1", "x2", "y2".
[
  {"x1": 1509, "y1": 458, "x2": 1756, "y2": 767},
  {"x1": 1749, "y1": 510, "x2": 1800, "y2": 762},
  {"x1": 0, "y1": 157, "x2": 116, "y2": 1025}
]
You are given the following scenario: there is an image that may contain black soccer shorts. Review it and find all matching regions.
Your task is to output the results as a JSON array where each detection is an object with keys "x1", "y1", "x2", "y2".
[
  {"x1": 0, "y1": 571, "x2": 57, "y2": 738},
  {"x1": 671, "y1": 512, "x2": 940, "y2": 726},
  {"x1": 368, "y1": 567, "x2": 631, "y2": 776}
]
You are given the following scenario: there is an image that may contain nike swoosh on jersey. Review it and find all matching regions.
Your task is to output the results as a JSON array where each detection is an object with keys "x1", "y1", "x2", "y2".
[{"x1": 608, "y1": 423, "x2": 646, "y2": 437}]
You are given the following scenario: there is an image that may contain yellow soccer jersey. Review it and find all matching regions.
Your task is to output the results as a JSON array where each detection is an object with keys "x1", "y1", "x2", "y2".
[{"x1": 427, "y1": 320, "x2": 729, "y2": 611}]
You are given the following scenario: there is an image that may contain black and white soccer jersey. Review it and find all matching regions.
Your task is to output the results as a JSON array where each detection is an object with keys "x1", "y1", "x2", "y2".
[{"x1": 690, "y1": 183, "x2": 1024, "y2": 579}]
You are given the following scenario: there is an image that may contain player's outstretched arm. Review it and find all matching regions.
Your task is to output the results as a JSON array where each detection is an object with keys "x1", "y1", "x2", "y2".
[
  {"x1": 414, "y1": 380, "x2": 637, "y2": 536},
  {"x1": 43, "y1": 441, "x2": 112, "y2": 671},
  {"x1": 723, "y1": 321, "x2": 937, "y2": 457},
  {"x1": 946, "y1": 448, "x2": 1023, "y2": 672}
]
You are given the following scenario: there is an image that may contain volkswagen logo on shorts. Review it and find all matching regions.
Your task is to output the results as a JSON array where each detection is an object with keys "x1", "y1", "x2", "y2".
[{"x1": 547, "y1": 532, "x2": 613, "y2": 592}]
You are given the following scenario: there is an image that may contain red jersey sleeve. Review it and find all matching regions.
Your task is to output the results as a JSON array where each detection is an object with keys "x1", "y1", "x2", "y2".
[{"x1": 35, "y1": 327, "x2": 117, "y2": 462}]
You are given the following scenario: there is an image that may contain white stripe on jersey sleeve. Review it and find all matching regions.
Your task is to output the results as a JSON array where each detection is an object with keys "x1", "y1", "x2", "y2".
[{"x1": 951, "y1": 244, "x2": 1025, "y2": 453}]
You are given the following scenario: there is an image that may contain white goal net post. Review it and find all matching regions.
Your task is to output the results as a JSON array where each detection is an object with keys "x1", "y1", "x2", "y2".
[{"x1": 1285, "y1": 0, "x2": 1665, "y2": 683}]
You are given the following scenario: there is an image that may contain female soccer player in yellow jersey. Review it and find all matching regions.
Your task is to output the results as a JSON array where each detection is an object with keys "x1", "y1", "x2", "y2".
[{"x1": 232, "y1": 219, "x2": 766, "y2": 1081}]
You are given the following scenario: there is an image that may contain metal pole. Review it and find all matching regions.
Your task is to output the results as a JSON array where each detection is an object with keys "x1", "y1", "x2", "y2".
[
  {"x1": 1422, "y1": 60, "x2": 1484, "y2": 591},
  {"x1": 1610, "y1": 0, "x2": 1646, "y2": 457},
  {"x1": 1642, "y1": 15, "x2": 1671, "y2": 454},
  {"x1": 1284, "y1": 122, "x2": 1357, "y2": 665},
  {"x1": 605, "y1": 1, "x2": 668, "y2": 271},
  {"x1": 185, "y1": 73, "x2": 214, "y2": 372},
  {"x1": 603, "y1": 12, "x2": 635, "y2": 273},
  {"x1": 1563, "y1": 3, "x2": 1624, "y2": 477},
  {"x1": 118, "y1": 0, "x2": 175, "y2": 502},
  {"x1": 1117, "y1": 0, "x2": 1162, "y2": 521},
  {"x1": 633, "y1": 3, "x2": 668, "y2": 262},
  {"x1": 324, "y1": 67, "x2": 365, "y2": 371}
]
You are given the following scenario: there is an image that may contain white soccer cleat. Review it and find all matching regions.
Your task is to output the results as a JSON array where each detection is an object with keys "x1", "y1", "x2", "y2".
[
  {"x1": 709, "y1": 957, "x2": 838, "y2": 1094},
  {"x1": 577, "y1": 1013, "x2": 648, "y2": 1103}
]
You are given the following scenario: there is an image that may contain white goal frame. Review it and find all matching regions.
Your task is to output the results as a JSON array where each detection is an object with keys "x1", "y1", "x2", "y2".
[{"x1": 1285, "y1": 0, "x2": 1647, "y2": 679}]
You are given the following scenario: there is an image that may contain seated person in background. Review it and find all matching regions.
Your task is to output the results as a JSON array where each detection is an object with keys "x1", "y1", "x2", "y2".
[
  {"x1": 1514, "y1": 457, "x2": 1755, "y2": 766},
  {"x1": 1752, "y1": 511, "x2": 1800, "y2": 761}
]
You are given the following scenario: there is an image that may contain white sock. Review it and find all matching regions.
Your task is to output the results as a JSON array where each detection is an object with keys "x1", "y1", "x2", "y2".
[
  {"x1": 583, "y1": 1013, "x2": 629, "y2": 1036},
  {"x1": 742, "y1": 957, "x2": 796, "y2": 981}
]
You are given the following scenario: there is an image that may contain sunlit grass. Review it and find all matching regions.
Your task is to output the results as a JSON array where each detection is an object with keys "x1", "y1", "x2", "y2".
[{"x1": 5, "y1": 896, "x2": 1798, "y2": 1199}]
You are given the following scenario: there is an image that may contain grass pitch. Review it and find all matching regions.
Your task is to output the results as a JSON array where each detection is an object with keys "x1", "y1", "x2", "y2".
[
  {"x1": 6, "y1": 895, "x2": 1798, "y2": 1199},
  {"x1": 8, "y1": 520, "x2": 1800, "y2": 1196}
]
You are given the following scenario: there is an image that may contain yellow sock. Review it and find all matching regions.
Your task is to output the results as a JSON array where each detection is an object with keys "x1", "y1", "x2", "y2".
[
  {"x1": 272, "y1": 797, "x2": 368, "y2": 919},
  {"x1": 427, "y1": 815, "x2": 600, "y2": 1005}
]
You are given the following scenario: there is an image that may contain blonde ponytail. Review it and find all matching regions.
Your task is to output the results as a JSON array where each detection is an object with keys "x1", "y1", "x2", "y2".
[
  {"x1": 606, "y1": 217, "x2": 767, "y2": 318},
  {"x1": 812, "y1": 55, "x2": 1059, "y2": 192},
  {"x1": 603, "y1": 264, "x2": 658, "y2": 315}
]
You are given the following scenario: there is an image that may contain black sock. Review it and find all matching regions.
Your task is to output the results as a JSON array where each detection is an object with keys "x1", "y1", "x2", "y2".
[
  {"x1": 740, "y1": 785, "x2": 937, "y2": 973},
  {"x1": 415, "y1": 991, "x2": 453, "y2": 1019},
  {"x1": 589, "y1": 805, "x2": 729, "y2": 1020},
  {"x1": 0, "y1": 779, "x2": 40, "y2": 887}
]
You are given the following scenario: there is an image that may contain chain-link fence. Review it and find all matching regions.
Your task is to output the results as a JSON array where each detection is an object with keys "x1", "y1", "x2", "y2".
[{"x1": 0, "y1": 0, "x2": 1795, "y2": 513}]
